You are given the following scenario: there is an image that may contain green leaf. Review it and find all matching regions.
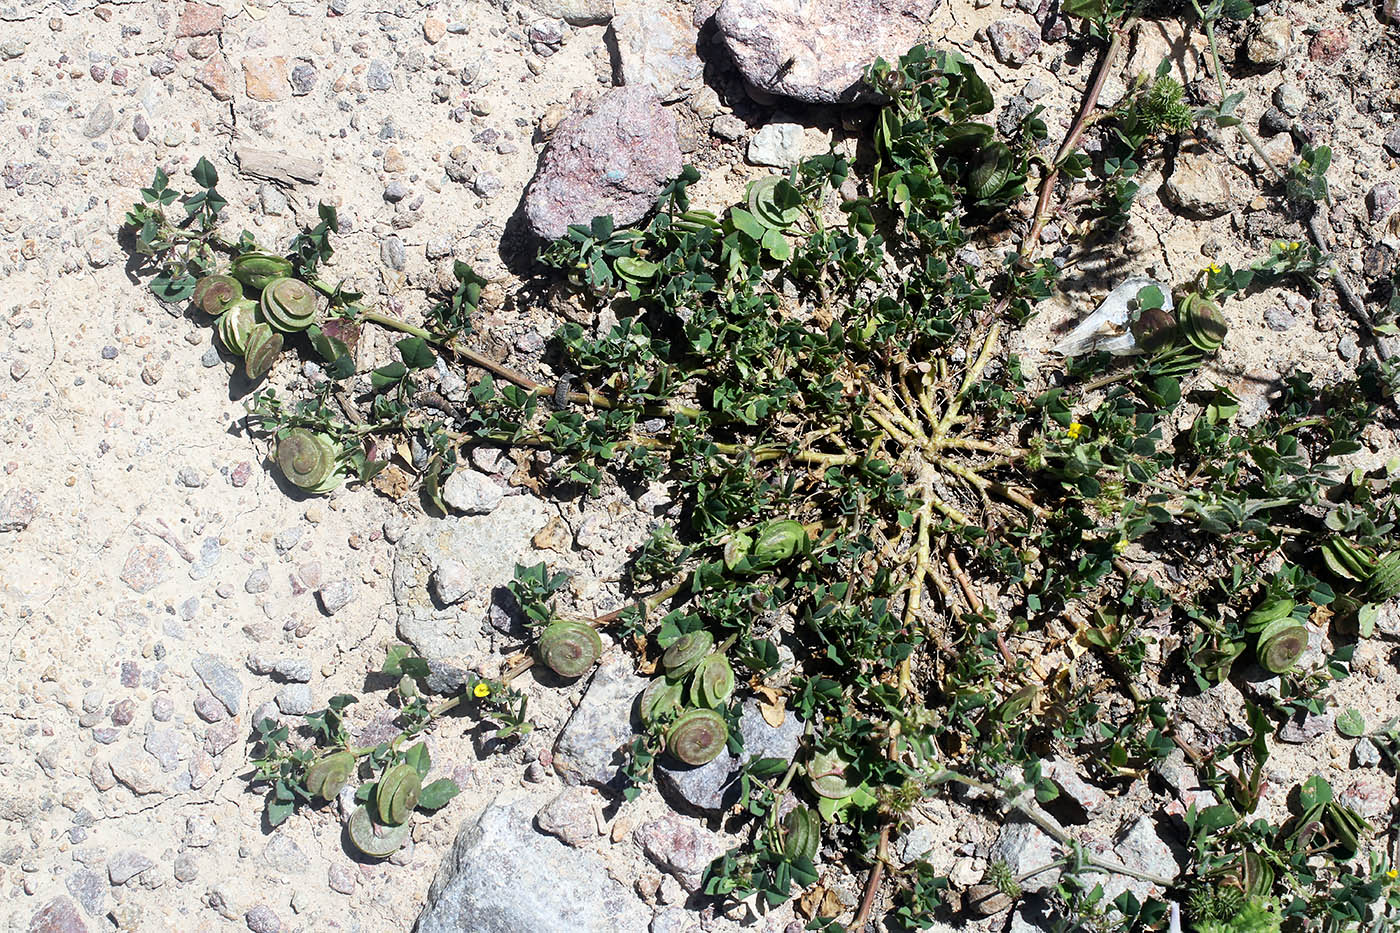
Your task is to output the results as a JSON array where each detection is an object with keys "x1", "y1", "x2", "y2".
[
  {"x1": 266, "y1": 795, "x2": 295, "y2": 826},
  {"x1": 397, "y1": 336, "x2": 437, "y2": 370},
  {"x1": 192, "y1": 156, "x2": 219, "y2": 189},
  {"x1": 371, "y1": 361, "x2": 408, "y2": 389},
  {"x1": 403, "y1": 742, "x2": 431, "y2": 776},
  {"x1": 1300, "y1": 774, "x2": 1333, "y2": 811},
  {"x1": 417, "y1": 778, "x2": 460, "y2": 811},
  {"x1": 1336, "y1": 708, "x2": 1366, "y2": 738},
  {"x1": 1060, "y1": 0, "x2": 1104, "y2": 20},
  {"x1": 730, "y1": 207, "x2": 766, "y2": 241}
]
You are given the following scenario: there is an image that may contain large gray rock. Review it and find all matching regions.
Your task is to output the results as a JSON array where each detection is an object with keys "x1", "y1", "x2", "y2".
[
  {"x1": 415, "y1": 796, "x2": 652, "y2": 933},
  {"x1": 988, "y1": 810, "x2": 1063, "y2": 893},
  {"x1": 523, "y1": 86, "x2": 682, "y2": 240},
  {"x1": 656, "y1": 748, "x2": 739, "y2": 814},
  {"x1": 715, "y1": 0, "x2": 937, "y2": 104},
  {"x1": 393, "y1": 496, "x2": 550, "y2": 666},
  {"x1": 613, "y1": 0, "x2": 704, "y2": 101},
  {"x1": 552, "y1": 652, "x2": 646, "y2": 787},
  {"x1": 522, "y1": 0, "x2": 613, "y2": 25},
  {"x1": 737, "y1": 699, "x2": 802, "y2": 765}
]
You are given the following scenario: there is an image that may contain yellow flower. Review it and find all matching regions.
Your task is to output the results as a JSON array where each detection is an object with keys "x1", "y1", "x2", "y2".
[
  {"x1": 473, "y1": 682, "x2": 491, "y2": 698},
  {"x1": 1388, "y1": 868, "x2": 1398, "y2": 880},
  {"x1": 1067, "y1": 422, "x2": 1084, "y2": 440},
  {"x1": 1206, "y1": 262, "x2": 1222, "y2": 276}
]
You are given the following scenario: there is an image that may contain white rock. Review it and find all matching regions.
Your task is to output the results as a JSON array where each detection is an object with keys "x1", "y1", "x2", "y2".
[
  {"x1": 430, "y1": 558, "x2": 471, "y2": 606},
  {"x1": 441, "y1": 469, "x2": 504, "y2": 515}
]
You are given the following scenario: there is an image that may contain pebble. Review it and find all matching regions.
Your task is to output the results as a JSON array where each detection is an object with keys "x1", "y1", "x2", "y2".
[
  {"x1": 193, "y1": 692, "x2": 227, "y2": 723},
  {"x1": 107, "y1": 850, "x2": 155, "y2": 885},
  {"x1": 986, "y1": 20, "x2": 1040, "y2": 66},
  {"x1": 110, "y1": 699, "x2": 135, "y2": 726},
  {"x1": 423, "y1": 16, "x2": 446, "y2": 43},
  {"x1": 290, "y1": 63, "x2": 317, "y2": 96},
  {"x1": 1367, "y1": 183, "x2": 1398, "y2": 224},
  {"x1": 188, "y1": 538, "x2": 221, "y2": 581},
  {"x1": 1354, "y1": 737, "x2": 1382, "y2": 767},
  {"x1": 746, "y1": 121, "x2": 803, "y2": 168},
  {"x1": 1245, "y1": 16, "x2": 1291, "y2": 67},
  {"x1": 384, "y1": 180, "x2": 409, "y2": 203},
  {"x1": 244, "y1": 568, "x2": 271, "y2": 594},
  {"x1": 192, "y1": 654, "x2": 243, "y2": 715},
  {"x1": 29, "y1": 897, "x2": 86, "y2": 932},
  {"x1": 1263, "y1": 306, "x2": 1294, "y2": 331},
  {"x1": 1162, "y1": 150, "x2": 1232, "y2": 218},
  {"x1": 275, "y1": 684, "x2": 314, "y2": 715},
  {"x1": 1272, "y1": 83, "x2": 1305, "y2": 117},
  {"x1": 245, "y1": 905, "x2": 282, "y2": 933},
  {"x1": 430, "y1": 559, "x2": 472, "y2": 605},
  {"x1": 1385, "y1": 126, "x2": 1400, "y2": 159},
  {"x1": 711, "y1": 114, "x2": 746, "y2": 141},
  {"x1": 173, "y1": 853, "x2": 199, "y2": 882},
  {"x1": 177, "y1": 467, "x2": 206, "y2": 488},
  {"x1": 133, "y1": 114, "x2": 150, "y2": 140},
  {"x1": 441, "y1": 469, "x2": 504, "y2": 515},
  {"x1": 0, "y1": 488, "x2": 38, "y2": 532},
  {"x1": 200, "y1": 347, "x2": 220, "y2": 367},
  {"x1": 380, "y1": 235, "x2": 406, "y2": 271},
  {"x1": 535, "y1": 786, "x2": 599, "y2": 847},
  {"x1": 66, "y1": 867, "x2": 106, "y2": 915},
  {"x1": 120, "y1": 544, "x2": 174, "y2": 593},
  {"x1": 317, "y1": 579, "x2": 355, "y2": 615},
  {"x1": 366, "y1": 59, "x2": 392, "y2": 91},
  {"x1": 83, "y1": 100, "x2": 114, "y2": 138},
  {"x1": 1338, "y1": 334, "x2": 1360, "y2": 362}
]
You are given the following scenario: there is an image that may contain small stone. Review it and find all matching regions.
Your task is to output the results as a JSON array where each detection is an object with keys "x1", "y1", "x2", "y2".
[
  {"x1": 1367, "y1": 183, "x2": 1398, "y2": 225},
  {"x1": 381, "y1": 235, "x2": 406, "y2": 271},
  {"x1": 192, "y1": 654, "x2": 242, "y2": 715},
  {"x1": 1308, "y1": 26, "x2": 1348, "y2": 64},
  {"x1": 290, "y1": 63, "x2": 317, "y2": 96},
  {"x1": 1263, "y1": 306, "x2": 1294, "y2": 331},
  {"x1": 29, "y1": 896, "x2": 88, "y2": 933},
  {"x1": 173, "y1": 853, "x2": 199, "y2": 882},
  {"x1": 366, "y1": 59, "x2": 393, "y2": 91},
  {"x1": 423, "y1": 16, "x2": 446, "y2": 42},
  {"x1": 175, "y1": 466, "x2": 205, "y2": 488},
  {"x1": 383, "y1": 147, "x2": 406, "y2": 173},
  {"x1": 1354, "y1": 737, "x2": 1382, "y2": 767},
  {"x1": 120, "y1": 544, "x2": 173, "y2": 593},
  {"x1": 275, "y1": 684, "x2": 315, "y2": 715},
  {"x1": 176, "y1": 1, "x2": 225, "y2": 37},
  {"x1": 472, "y1": 173, "x2": 502, "y2": 198},
  {"x1": 196, "y1": 56, "x2": 234, "y2": 101},
  {"x1": 634, "y1": 814, "x2": 727, "y2": 892},
  {"x1": 327, "y1": 863, "x2": 357, "y2": 894},
  {"x1": 242, "y1": 57, "x2": 289, "y2": 101},
  {"x1": 990, "y1": 810, "x2": 1063, "y2": 892},
  {"x1": 1162, "y1": 150, "x2": 1232, "y2": 218},
  {"x1": 1272, "y1": 83, "x2": 1305, "y2": 117},
  {"x1": 656, "y1": 749, "x2": 738, "y2": 815},
  {"x1": 430, "y1": 559, "x2": 472, "y2": 605},
  {"x1": 442, "y1": 470, "x2": 505, "y2": 515},
  {"x1": 1245, "y1": 15, "x2": 1291, "y2": 67},
  {"x1": 110, "y1": 699, "x2": 135, "y2": 727},
  {"x1": 152, "y1": 695, "x2": 174, "y2": 721},
  {"x1": 230, "y1": 461, "x2": 252, "y2": 486},
  {"x1": 317, "y1": 579, "x2": 355, "y2": 615},
  {"x1": 0, "y1": 487, "x2": 38, "y2": 532},
  {"x1": 1384, "y1": 126, "x2": 1400, "y2": 159},
  {"x1": 986, "y1": 20, "x2": 1040, "y2": 66},
  {"x1": 711, "y1": 114, "x2": 746, "y2": 141},
  {"x1": 383, "y1": 180, "x2": 409, "y2": 203},
  {"x1": 200, "y1": 347, "x2": 220, "y2": 367},
  {"x1": 65, "y1": 868, "x2": 106, "y2": 917},
  {"x1": 1279, "y1": 707, "x2": 1335, "y2": 743},
  {"x1": 746, "y1": 121, "x2": 803, "y2": 167},
  {"x1": 10, "y1": 358, "x2": 29, "y2": 381},
  {"x1": 1338, "y1": 334, "x2": 1360, "y2": 362},
  {"x1": 534, "y1": 786, "x2": 598, "y2": 846},
  {"x1": 244, "y1": 905, "x2": 282, "y2": 933},
  {"x1": 193, "y1": 692, "x2": 226, "y2": 723},
  {"x1": 82, "y1": 101, "x2": 114, "y2": 138},
  {"x1": 110, "y1": 748, "x2": 165, "y2": 795},
  {"x1": 108, "y1": 851, "x2": 155, "y2": 886}
]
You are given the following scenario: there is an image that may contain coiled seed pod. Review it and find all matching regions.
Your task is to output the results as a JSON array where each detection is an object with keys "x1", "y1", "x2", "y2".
[
  {"x1": 750, "y1": 519, "x2": 810, "y2": 568},
  {"x1": 1130, "y1": 305, "x2": 1178, "y2": 354},
  {"x1": 538, "y1": 620, "x2": 603, "y2": 678},
  {"x1": 305, "y1": 750, "x2": 356, "y2": 801},
  {"x1": 1255, "y1": 616, "x2": 1308, "y2": 673},
  {"x1": 1243, "y1": 597, "x2": 1295, "y2": 634},
  {"x1": 1367, "y1": 551, "x2": 1400, "y2": 601},
  {"x1": 276, "y1": 428, "x2": 342, "y2": 494},
  {"x1": 639, "y1": 677, "x2": 684, "y2": 725},
  {"x1": 216, "y1": 300, "x2": 259, "y2": 356},
  {"x1": 376, "y1": 763, "x2": 421, "y2": 825},
  {"x1": 347, "y1": 804, "x2": 411, "y2": 858},
  {"x1": 243, "y1": 322, "x2": 283, "y2": 380},
  {"x1": 662, "y1": 630, "x2": 714, "y2": 679},
  {"x1": 230, "y1": 250, "x2": 294, "y2": 290},
  {"x1": 806, "y1": 749, "x2": 856, "y2": 799},
  {"x1": 193, "y1": 274, "x2": 244, "y2": 317},
  {"x1": 1177, "y1": 292, "x2": 1227, "y2": 353},
  {"x1": 260, "y1": 276, "x2": 318, "y2": 332},
  {"x1": 781, "y1": 806, "x2": 820, "y2": 861},
  {"x1": 666, "y1": 708, "x2": 728, "y2": 766},
  {"x1": 691, "y1": 654, "x2": 735, "y2": 709}
]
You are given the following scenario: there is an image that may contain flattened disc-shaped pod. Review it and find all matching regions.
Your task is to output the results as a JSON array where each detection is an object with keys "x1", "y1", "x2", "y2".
[{"x1": 347, "y1": 805, "x2": 412, "y2": 857}]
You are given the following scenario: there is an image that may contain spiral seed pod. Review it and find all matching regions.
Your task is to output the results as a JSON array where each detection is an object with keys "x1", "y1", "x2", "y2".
[
  {"x1": 749, "y1": 519, "x2": 810, "y2": 569},
  {"x1": 243, "y1": 322, "x2": 284, "y2": 380},
  {"x1": 259, "y1": 276, "x2": 318, "y2": 332},
  {"x1": 662, "y1": 630, "x2": 714, "y2": 679},
  {"x1": 304, "y1": 750, "x2": 356, "y2": 801},
  {"x1": 1367, "y1": 551, "x2": 1400, "y2": 601},
  {"x1": 1130, "y1": 305, "x2": 1177, "y2": 354},
  {"x1": 614, "y1": 256, "x2": 660, "y2": 285},
  {"x1": 193, "y1": 274, "x2": 244, "y2": 317},
  {"x1": 1255, "y1": 616, "x2": 1308, "y2": 674},
  {"x1": 639, "y1": 677, "x2": 684, "y2": 726},
  {"x1": 781, "y1": 806, "x2": 820, "y2": 862},
  {"x1": 376, "y1": 763, "x2": 422, "y2": 826},
  {"x1": 215, "y1": 300, "x2": 258, "y2": 356},
  {"x1": 806, "y1": 749, "x2": 856, "y2": 799},
  {"x1": 276, "y1": 428, "x2": 342, "y2": 495},
  {"x1": 665, "y1": 708, "x2": 728, "y2": 766},
  {"x1": 1177, "y1": 292, "x2": 1227, "y2": 353},
  {"x1": 747, "y1": 176, "x2": 801, "y2": 230},
  {"x1": 538, "y1": 620, "x2": 603, "y2": 678},
  {"x1": 691, "y1": 654, "x2": 735, "y2": 709},
  {"x1": 1243, "y1": 597, "x2": 1295, "y2": 634},
  {"x1": 230, "y1": 250, "x2": 294, "y2": 290},
  {"x1": 347, "y1": 805, "x2": 411, "y2": 858}
]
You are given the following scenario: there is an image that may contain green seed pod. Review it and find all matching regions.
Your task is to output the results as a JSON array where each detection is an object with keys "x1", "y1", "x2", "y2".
[
  {"x1": 806, "y1": 749, "x2": 856, "y2": 799},
  {"x1": 747, "y1": 176, "x2": 801, "y2": 229},
  {"x1": 538, "y1": 620, "x2": 603, "y2": 679},
  {"x1": 1177, "y1": 292, "x2": 1227, "y2": 353},
  {"x1": 691, "y1": 654, "x2": 735, "y2": 709},
  {"x1": 1130, "y1": 305, "x2": 1178, "y2": 354},
  {"x1": 259, "y1": 276, "x2": 318, "y2": 332},
  {"x1": 215, "y1": 299, "x2": 259, "y2": 356},
  {"x1": 749, "y1": 519, "x2": 810, "y2": 569},
  {"x1": 1255, "y1": 617, "x2": 1308, "y2": 674},
  {"x1": 1242, "y1": 597, "x2": 1295, "y2": 634},
  {"x1": 1321, "y1": 537, "x2": 1376, "y2": 582},
  {"x1": 781, "y1": 806, "x2": 820, "y2": 862},
  {"x1": 614, "y1": 256, "x2": 660, "y2": 285},
  {"x1": 665, "y1": 708, "x2": 728, "y2": 766},
  {"x1": 230, "y1": 250, "x2": 294, "y2": 290},
  {"x1": 376, "y1": 762, "x2": 422, "y2": 826},
  {"x1": 243, "y1": 322, "x2": 284, "y2": 380},
  {"x1": 1367, "y1": 551, "x2": 1400, "y2": 601},
  {"x1": 276, "y1": 428, "x2": 342, "y2": 494},
  {"x1": 639, "y1": 677, "x2": 684, "y2": 726},
  {"x1": 662, "y1": 630, "x2": 714, "y2": 679},
  {"x1": 304, "y1": 750, "x2": 356, "y2": 801},
  {"x1": 193, "y1": 274, "x2": 244, "y2": 317},
  {"x1": 347, "y1": 804, "x2": 411, "y2": 858}
]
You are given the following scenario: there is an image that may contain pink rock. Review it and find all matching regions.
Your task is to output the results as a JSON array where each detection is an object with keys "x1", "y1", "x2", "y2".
[{"x1": 175, "y1": 1, "x2": 224, "y2": 37}]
